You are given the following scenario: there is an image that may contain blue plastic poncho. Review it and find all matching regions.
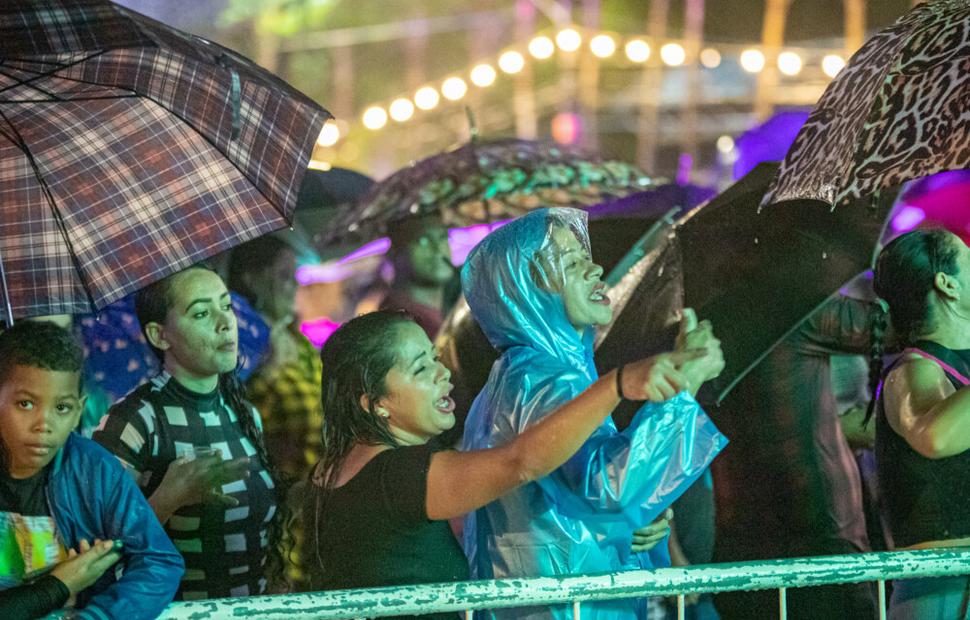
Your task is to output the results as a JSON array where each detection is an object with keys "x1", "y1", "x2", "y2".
[{"x1": 461, "y1": 208, "x2": 727, "y2": 620}]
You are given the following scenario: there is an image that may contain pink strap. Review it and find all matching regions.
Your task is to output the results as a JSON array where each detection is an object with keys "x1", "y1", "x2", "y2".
[{"x1": 904, "y1": 347, "x2": 970, "y2": 386}]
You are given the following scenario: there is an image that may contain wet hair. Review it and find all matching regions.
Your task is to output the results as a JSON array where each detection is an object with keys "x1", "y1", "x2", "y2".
[
  {"x1": 531, "y1": 220, "x2": 592, "y2": 293},
  {"x1": 0, "y1": 321, "x2": 84, "y2": 389},
  {"x1": 864, "y1": 229, "x2": 961, "y2": 423},
  {"x1": 134, "y1": 266, "x2": 292, "y2": 589},
  {"x1": 225, "y1": 236, "x2": 293, "y2": 310},
  {"x1": 310, "y1": 310, "x2": 413, "y2": 577}
]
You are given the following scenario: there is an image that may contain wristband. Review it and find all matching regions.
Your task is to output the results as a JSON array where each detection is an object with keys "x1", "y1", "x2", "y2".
[{"x1": 615, "y1": 365, "x2": 627, "y2": 400}]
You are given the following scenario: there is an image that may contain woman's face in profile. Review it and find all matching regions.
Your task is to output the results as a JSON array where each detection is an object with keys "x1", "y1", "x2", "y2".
[{"x1": 548, "y1": 226, "x2": 613, "y2": 332}]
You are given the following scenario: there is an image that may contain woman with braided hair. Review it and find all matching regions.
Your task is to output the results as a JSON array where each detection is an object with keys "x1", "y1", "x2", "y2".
[
  {"x1": 867, "y1": 228, "x2": 970, "y2": 618},
  {"x1": 94, "y1": 266, "x2": 288, "y2": 599}
]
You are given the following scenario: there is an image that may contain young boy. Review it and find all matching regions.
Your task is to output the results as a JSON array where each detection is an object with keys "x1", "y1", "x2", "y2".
[{"x1": 0, "y1": 322, "x2": 183, "y2": 619}]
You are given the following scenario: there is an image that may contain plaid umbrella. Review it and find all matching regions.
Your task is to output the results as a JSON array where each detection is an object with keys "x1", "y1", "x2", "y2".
[
  {"x1": 762, "y1": 0, "x2": 969, "y2": 208},
  {"x1": 319, "y1": 138, "x2": 654, "y2": 245},
  {"x1": 0, "y1": 0, "x2": 330, "y2": 322}
]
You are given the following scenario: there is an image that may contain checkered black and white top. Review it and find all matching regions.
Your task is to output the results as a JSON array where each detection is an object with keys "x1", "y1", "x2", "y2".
[{"x1": 94, "y1": 372, "x2": 276, "y2": 600}]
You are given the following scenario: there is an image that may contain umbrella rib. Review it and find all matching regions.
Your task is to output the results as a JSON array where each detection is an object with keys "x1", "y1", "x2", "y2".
[
  {"x1": 0, "y1": 108, "x2": 100, "y2": 314},
  {"x1": 0, "y1": 68, "x2": 68, "y2": 102},
  {"x1": 0, "y1": 122, "x2": 19, "y2": 149},
  {"x1": 3, "y1": 94, "x2": 140, "y2": 104},
  {"x1": 0, "y1": 50, "x2": 108, "y2": 97},
  {"x1": 0, "y1": 67, "x2": 63, "y2": 99},
  {"x1": 9, "y1": 71, "x2": 140, "y2": 99}
]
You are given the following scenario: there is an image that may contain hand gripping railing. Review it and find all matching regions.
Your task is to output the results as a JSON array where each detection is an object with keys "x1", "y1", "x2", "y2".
[{"x1": 162, "y1": 548, "x2": 970, "y2": 620}]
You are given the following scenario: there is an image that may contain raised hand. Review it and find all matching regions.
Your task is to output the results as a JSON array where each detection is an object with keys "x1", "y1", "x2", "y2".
[
  {"x1": 620, "y1": 349, "x2": 708, "y2": 402},
  {"x1": 676, "y1": 308, "x2": 726, "y2": 390}
]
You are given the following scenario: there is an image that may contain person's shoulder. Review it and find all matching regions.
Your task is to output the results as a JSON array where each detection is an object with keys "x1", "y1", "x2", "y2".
[
  {"x1": 61, "y1": 434, "x2": 127, "y2": 475},
  {"x1": 98, "y1": 379, "x2": 163, "y2": 436},
  {"x1": 884, "y1": 353, "x2": 950, "y2": 396},
  {"x1": 110, "y1": 376, "x2": 163, "y2": 406}
]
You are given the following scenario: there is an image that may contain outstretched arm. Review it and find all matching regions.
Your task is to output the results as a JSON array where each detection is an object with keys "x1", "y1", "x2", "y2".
[{"x1": 425, "y1": 351, "x2": 704, "y2": 520}]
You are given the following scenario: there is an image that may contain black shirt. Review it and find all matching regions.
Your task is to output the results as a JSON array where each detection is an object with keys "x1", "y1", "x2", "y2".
[
  {"x1": 0, "y1": 466, "x2": 50, "y2": 516},
  {"x1": 94, "y1": 372, "x2": 276, "y2": 599},
  {"x1": 876, "y1": 341, "x2": 970, "y2": 548},
  {"x1": 304, "y1": 444, "x2": 469, "y2": 601}
]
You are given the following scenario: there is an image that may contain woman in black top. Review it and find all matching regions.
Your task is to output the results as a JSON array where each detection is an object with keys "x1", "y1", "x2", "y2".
[
  {"x1": 95, "y1": 266, "x2": 286, "y2": 598},
  {"x1": 867, "y1": 229, "x2": 970, "y2": 619},
  {"x1": 304, "y1": 311, "x2": 718, "y2": 599}
]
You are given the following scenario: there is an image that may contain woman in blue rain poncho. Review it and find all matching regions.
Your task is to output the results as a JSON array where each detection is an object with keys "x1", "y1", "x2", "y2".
[{"x1": 462, "y1": 208, "x2": 728, "y2": 620}]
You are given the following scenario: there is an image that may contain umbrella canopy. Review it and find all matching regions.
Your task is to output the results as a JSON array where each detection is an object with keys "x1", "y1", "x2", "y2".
[
  {"x1": 598, "y1": 163, "x2": 896, "y2": 404},
  {"x1": 0, "y1": 0, "x2": 330, "y2": 321},
  {"x1": 762, "y1": 0, "x2": 969, "y2": 207},
  {"x1": 318, "y1": 138, "x2": 654, "y2": 245}
]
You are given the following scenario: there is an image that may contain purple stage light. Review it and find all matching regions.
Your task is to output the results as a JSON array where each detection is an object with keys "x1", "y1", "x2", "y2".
[
  {"x1": 300, "y1": 316, "x2": 342, "y2": 347},
  {"x1": 891, "y1": 205, "x2": 927, "y2": 232}
]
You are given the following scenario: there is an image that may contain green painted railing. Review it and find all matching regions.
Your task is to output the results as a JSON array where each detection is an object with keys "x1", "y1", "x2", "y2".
[{"x1": 162, "y1": 549, "x2": 970, "y2": 620}]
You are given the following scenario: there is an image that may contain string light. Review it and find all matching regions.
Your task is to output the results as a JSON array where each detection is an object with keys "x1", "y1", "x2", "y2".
[
  {"x1": 356, "y1": 28, "x2": 854, "y2": 135},
  {"x1": 361, "y1": 106, "x2": 388, "y2": 130},
  {"x1": 777, "y1": 51, "x2": 803, "y2": 75},
  {"x1": 316, "y1": 122, "x2": 340, "y2": 147},
  {"x1": 441, "y1": 76, "x2": 468, "y2": 100},
  {"x1": 700, "y1": 48, "x2": 721, "y2": 68},
  {"x1": 660, "y1": 43, "x2": 686, "y2": 66},
  {"x1": 589, "y1": 34, "x2": 616, "y2": 58},
  {"x1": 470, "y1": 63, "x2": 497, "y2": 87},
  {"x1": 740, "y1": 48, "x2": 766, "y2": 72},
  {"x1": 716, "y1": 135, "x2": 735, "y2": 153},
  {"x1": 528, "y1": 35, "x2": 555, "y2": 59},
  {"x1": 498, "y1": 50, "x2": 525, "y2": 74},
  {"x1": 555, "y1": 28, "x2": 582, "y2": 53},
  {"x1": 624, "y1": 39, "x2": 650, "y2": 63},
  {"x1": 822, "y1": 54, "x2": 846, "y2": 78},
  {"x1": 414, "y1": 86, "x2": 440, "y2": 110},
  {"x1": 389, "y1": 98, "x2": 415, "y2": 122}
]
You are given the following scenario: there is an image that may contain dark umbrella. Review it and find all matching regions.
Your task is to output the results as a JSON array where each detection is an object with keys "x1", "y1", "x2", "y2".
[
  {"x1": 0, "y1": 0, "x2": 330, "y2": 323},
  {"x1": 762, "y1": 0, "x2": 969, "y2": 208},
  {"x1": 318, "y1": 138, "x2": 654, "y2": 246},
  {"x1": 439, "y1": 164, "x2": 895, "y2": 428},
  {"x1": 598, "y1": 162, "x2": 897, "y2": 404}
]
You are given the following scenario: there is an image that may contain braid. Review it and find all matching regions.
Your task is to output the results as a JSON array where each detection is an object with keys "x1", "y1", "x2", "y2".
[
  {"x1": 219, "y1": 372, "x2": 293, "y2": 592},
  {"x1": 863, "y1": 302, "x2": 888, "y2": 426},
  {"x1": 867, "y1": 228, "x2": 963, "y2": 425}
]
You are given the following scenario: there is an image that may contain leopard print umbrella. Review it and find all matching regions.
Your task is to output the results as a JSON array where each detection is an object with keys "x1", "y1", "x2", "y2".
[{"x1": 763, "y1": 0, "x2": 969, "y2": 208}]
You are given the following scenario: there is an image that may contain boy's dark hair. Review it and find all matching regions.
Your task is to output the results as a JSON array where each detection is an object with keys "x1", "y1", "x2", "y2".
[{"x1": 0, "y1": 321, "x2": 84, "y2": 389}]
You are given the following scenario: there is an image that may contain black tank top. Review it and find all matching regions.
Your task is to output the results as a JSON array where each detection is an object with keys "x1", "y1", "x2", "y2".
[{"x1": 876, "y1": 340, "x2": 970, "y2": 548}]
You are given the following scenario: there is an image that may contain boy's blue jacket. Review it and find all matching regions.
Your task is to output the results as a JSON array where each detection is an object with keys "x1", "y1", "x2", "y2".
[{"x1": 47, "y1": 433, "x2": 184, "y2": 619}]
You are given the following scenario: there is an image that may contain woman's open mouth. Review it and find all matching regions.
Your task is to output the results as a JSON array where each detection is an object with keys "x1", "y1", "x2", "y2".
[
  {"x1": 589, "y1": 283, "x2": 611, "y2": 306},
  {"x1": 435, "y1": 395, "x2": 456, "y2": 414}
]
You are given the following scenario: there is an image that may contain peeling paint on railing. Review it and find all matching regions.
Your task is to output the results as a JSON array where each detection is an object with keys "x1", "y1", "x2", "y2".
[{"x1": 162, "y1": 549, "x2": 970, "y2": 619}]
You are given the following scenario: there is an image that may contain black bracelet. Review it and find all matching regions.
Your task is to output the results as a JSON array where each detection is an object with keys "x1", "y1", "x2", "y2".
[{"x1": 615, "y1": 365, "x2": 626, "y2": 400}]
